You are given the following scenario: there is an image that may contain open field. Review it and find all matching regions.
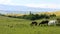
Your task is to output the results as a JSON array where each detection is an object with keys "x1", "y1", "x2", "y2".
[{"x1": 0, "y1": 16, "x2": 60, "y2": 34}]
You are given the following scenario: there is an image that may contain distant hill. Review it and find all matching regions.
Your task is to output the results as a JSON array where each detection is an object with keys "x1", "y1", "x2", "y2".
[
  {"x1": 0, "y1": 4, "x2": 59, "y2": 11},
  {"x1": 37, "y1": 11, "x2": 60, "y2": 16}
]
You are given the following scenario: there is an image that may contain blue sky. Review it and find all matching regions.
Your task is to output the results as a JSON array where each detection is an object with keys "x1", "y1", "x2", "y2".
[{"x1": 0, "y1": 0, "x2": 60, "y2": 9}]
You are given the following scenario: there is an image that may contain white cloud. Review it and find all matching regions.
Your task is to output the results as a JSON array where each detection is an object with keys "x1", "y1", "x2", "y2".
[
  {"x1": 0, "y1": 0, "x2": 25, "y2": 6},
  {"x1": 25, "y1": 4, "x2": 60, "y2": 9},
  {"x1": 0, "y1": 0, "x2": 12, "y2": 4},
  {"x1": 0, "y1": 0, "x2": 60, "y2": 9}
]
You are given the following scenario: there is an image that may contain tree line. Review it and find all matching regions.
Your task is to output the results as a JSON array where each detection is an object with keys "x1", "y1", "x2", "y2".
[{"x1": 0, "y1": 12, "x2": 56, "y2": 20}]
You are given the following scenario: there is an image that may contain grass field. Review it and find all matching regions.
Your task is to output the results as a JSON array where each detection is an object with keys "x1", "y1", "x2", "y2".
[{"x1": 0, "y1": 16, "x2": 60, "y2": 34}]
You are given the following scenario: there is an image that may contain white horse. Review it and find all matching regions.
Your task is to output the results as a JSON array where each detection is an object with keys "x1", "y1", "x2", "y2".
[{"x1": 48, "y1": 20, "x2": 57, "y2": 26}]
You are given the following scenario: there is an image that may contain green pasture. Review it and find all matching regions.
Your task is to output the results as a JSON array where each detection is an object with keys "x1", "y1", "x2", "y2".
[{"x1": 0, "y1": 16, "x2": 60, "y2": 34}]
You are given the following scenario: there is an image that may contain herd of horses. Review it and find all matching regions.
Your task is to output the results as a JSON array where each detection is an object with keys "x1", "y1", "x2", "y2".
[{"x1": 30, "y1": 18, "x2": 60, "y2": 26}]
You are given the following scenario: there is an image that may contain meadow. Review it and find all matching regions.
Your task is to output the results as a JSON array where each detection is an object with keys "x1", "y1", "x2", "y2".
[{"x1": 0, "y1": 16, "x2": 60, "y2": 34}]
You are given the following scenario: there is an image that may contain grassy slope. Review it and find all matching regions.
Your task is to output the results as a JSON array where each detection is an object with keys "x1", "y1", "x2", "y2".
[
  {"x1": 0, "y1": 16, "x2": 60, "y2": 34},
  {"x1": 37, "y1": 11, "x2": 60, "y2": 16}
]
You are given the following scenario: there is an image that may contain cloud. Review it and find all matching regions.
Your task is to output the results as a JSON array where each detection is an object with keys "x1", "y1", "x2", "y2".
[
  {"x1": 25, "y1": 3, "x2": 60, "y2": 9},
  {"x1": 0, "y1": 0, "x2": 12, "y2": 4},
  {"x1": 0, "y1": 0, "x2": 25, "y2": 6},
  {"x1": 0, "y1": 0, "x2": 60, "y2": 9}
]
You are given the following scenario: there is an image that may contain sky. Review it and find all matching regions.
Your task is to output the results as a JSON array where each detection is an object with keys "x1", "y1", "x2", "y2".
[{"x1": 0, "y1": 0, "x2": 60, "y2": 9}]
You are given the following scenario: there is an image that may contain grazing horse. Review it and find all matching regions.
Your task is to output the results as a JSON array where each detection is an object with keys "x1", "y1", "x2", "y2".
[
  {"x1": 39, "y1": 20, "x2": 49, "y2": 25},
  {"x1": 56, "y1": 18, "x2": 60, "y2": 23},
  {"x1": 30, "y1": 21, "x2": 37, "y2": 26},
  {"x1": 39, "y1": 19, "x2": 58, "y2": 26},
  {"x1": 48, "y1": 20, "x2": 57, "y2": 26}
]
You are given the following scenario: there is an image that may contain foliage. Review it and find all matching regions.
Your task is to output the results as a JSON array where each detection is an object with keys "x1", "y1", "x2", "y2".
[
  {"x1": 0, "y1": 12, "x2": 56, "y2": 20},
  {"x1": 50, "y1": 14, "x2": 56, "y2": 17}
]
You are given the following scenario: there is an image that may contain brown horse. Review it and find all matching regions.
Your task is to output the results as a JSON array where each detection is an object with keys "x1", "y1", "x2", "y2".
[
  {"x1": 57, "y1": 18, "x2": 60, "y2": 23},
  {"x1": 39, "y1": 20, "x2": 49, "y2": 25},
  {"x1": 30, "y1": 21, "x2": 37, "y2": 26}
]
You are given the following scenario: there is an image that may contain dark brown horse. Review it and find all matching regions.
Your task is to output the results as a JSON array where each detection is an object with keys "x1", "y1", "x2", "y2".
[
  {"x1": 57, "y1": 18, "x2": 60, "y2": 23},
  {"x1": 30, "y1": 21, "x2": 37, "y2": 26},
  {"x1": 39, "y1": 20, "x2": 49, "y2": 25}
]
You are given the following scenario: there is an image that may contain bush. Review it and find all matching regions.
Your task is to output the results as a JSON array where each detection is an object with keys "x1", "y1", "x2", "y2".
[{"x1": 50, "y1": 14, "x2": 56, "y2": 17}]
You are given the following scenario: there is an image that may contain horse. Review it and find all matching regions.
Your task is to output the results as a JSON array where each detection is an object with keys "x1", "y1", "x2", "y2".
[
  {"x1": 30, "y1": 21, "x2": 37, "y2": 26},
  {"x1": 48, "y1": 20, "x2": 57, "y2": 26},
  {"x1": 39, "y1": 19, "x2": 57, "y2": 26},
  {"x1": 56, "y1": 18, "x2": 60, "y2": 23},
  {"x1": 39, "y1": 20, "x2": 49, "y2": 25}
]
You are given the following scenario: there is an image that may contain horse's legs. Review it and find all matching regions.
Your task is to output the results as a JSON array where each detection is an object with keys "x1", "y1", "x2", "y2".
[
  {"x1": 47, "y1": 23, "x2": 48, "y2": 26},
  {"x1": 39, "y1": 23, "x2": 41, "y2": 26},
  {"x1": 35, "y1": 23, "x2": 37, "y2": 26}
]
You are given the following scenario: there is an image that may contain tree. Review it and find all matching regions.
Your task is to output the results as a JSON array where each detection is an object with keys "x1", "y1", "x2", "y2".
[{"x1": 50, "y1": 14, "x2": 56, "y2": 17}]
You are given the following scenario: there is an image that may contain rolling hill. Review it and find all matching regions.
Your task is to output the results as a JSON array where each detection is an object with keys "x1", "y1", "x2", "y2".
[{"x1": 37, "y1": 11, "x2": 60, "y2": 16}]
